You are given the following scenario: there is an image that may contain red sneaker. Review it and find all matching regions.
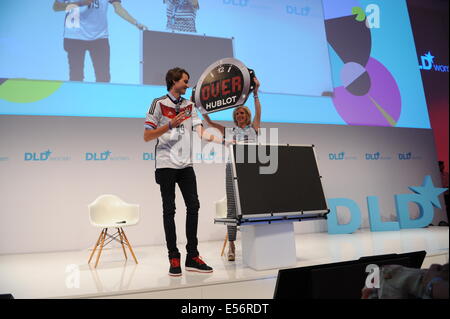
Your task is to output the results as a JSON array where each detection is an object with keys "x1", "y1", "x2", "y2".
[
  {"x1": 185, "y1": 256, "x2": 213, "y2": 273},
  {"x1": 169, "y1": 257, "x2": 182, "y2": 276}
]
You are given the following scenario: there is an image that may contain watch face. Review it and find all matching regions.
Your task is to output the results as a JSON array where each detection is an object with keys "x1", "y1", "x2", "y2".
[
  {"x1": 200, "y1": 64, "x2": 243, "y2": 111},
  {"x1": 194, "y1": 58, "x2": 251, "y2": 114}
]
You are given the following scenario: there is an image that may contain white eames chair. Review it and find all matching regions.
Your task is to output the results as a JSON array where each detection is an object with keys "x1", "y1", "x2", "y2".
[{"x1": 88, "y1": 194, "x2": 139, "y2": 267}]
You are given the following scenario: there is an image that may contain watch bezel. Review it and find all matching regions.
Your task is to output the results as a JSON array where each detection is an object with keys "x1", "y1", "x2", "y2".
[{"x1": 194, "y1": 58, "x2": 251, "y2": 114}]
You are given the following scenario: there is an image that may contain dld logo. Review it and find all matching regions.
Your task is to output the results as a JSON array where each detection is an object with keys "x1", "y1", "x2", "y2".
[
  {"x1": 365, "y1": 152, "x2": 391, "y2": 160},
  {"x1": 329, "y1": 152, "x2": 345, "y2": 160},
  {"x1": 196, "y1": 151, "x2": 216, "y2": 161},
  {"x1": 286, "y1": 6, "x2": 310, "y2": 16},
  {"x1": 365, "y1": 152, "x2": 381, "y2": 160},
  {"x1": 223, "y1": 0, "x2": 248, "y2": 7},
  {"x1": 85, "y1": 151, "x2": 111, "y2": 161},
  {"x1": 419, "y1": 51, "x2": 449, "y2": 72},
  {"x1": 24, "y1": 150, "x2": 52, "y2": 161},
  {"x1": 398, "y1": 152, "x2": 412, "y2": 160},
  {"x1": 143, "y1": 152, "x2": 155, "y2": 161},
  {"x1": 327, "y1": 176, "x2": 447, "y2": 234}
]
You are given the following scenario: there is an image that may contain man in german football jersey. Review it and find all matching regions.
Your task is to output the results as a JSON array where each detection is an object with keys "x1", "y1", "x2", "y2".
[
  {"x1": 53, "y1": 0, "x2": 147, "y2": 82},
  {"x1": 144, "y1": 67, "x2": 222, "y2": 276}
]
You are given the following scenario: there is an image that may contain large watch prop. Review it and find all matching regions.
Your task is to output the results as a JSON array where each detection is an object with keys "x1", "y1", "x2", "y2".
[{"x1": 192, "y1": 58, "x2": 256, "y2": 114}]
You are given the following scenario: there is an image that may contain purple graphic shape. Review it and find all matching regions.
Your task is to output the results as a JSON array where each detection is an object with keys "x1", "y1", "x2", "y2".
[
  {"x1": 341, "y1": 62, "x2": 366, "y2": 87},
  {"x1": 342, "y1": 62, "x2": 371, "y2": 96},
  {"x1": 332, "y1": 58, "x2": 402, "y2": 126}
]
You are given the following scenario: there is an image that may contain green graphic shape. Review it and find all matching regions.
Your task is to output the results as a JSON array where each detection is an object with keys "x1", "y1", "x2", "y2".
[
  {"x1": 0, "y1": 79, "x2": 63, "y2": 103},
  {"x1": 352, "y1": 6, "x2": 366, "y2": 22}
]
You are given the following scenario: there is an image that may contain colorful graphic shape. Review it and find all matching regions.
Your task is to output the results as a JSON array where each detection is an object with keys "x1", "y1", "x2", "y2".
[
  {"x1": 325, "y1": 2, "x2": 404, "y2": 127},
  {"x1": 341, "y1": 62, "x2": 371, "y2": 96},
  {"x1": 0, "y1": 79, "x2": 63, "y2": 103},
  {"x1": 325, "y1": 15, "x2": 372, "y2": 67},
  {"x1": 333, "y1": 57, "x2": 401, "y2": 126}
]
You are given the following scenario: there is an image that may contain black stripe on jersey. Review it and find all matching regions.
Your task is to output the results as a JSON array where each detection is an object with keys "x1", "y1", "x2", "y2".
[
  {"x1": 154, "y1": 139, "x2": 159, "y2": 169},
  {"x1": 167, "y1": 94, "x2": 184, "y2": 104},
  {"x1": 149, "y1": 96, "x2": 166, "y2": 115}
]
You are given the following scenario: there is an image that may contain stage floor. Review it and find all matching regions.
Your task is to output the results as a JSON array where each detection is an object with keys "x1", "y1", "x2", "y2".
[{"x1": 0, "y1": 227, "x2": 448, "y2": 299}]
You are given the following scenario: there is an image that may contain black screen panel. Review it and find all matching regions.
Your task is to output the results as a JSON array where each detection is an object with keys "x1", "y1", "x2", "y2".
[
  {"x1": 233, "y1": 145, "x2": 327, "y2": 215},
  {"x1": 273, "y1": 250, "x2": 426, "y2": 299}
]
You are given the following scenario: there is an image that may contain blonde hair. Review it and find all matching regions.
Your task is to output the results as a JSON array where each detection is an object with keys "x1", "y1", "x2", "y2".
[{"x1": 233, "y1": 106, "x2": 252, "y2": 126}]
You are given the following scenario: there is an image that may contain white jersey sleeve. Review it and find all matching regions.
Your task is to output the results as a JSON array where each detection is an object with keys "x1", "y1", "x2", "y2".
[
  {"x1": 144, "y1": 97, "x2": 164, "y2": 130},
  {"x1": 191, "y1": 107, "x2": 202, "y2": 128}
]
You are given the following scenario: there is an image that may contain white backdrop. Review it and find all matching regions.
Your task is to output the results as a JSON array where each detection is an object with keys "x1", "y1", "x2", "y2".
[{"x1": 0, "y1": 115, "x2": 446, "y2": 254}]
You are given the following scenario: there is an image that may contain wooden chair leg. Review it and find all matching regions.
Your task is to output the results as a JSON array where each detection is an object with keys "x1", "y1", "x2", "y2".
[
  {"x1": 118, "y1": 228, "x2": 128, "y2": 260},
  {"x1": 88, "y1": 229, "x2": 105, "y2": 264},
  {"x1": 94, "y1": 228, "x2": 107, "y2": 268},
  {"x1": 221, "y1": 233, "x2": 228, "y2": 257},
  {"x1": 120, "y1": 228, "x2": 138, "y2": 264}
]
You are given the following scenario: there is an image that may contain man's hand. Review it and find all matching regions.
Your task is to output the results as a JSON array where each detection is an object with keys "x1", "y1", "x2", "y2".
[
  {"x1": 170, "y1": 111, "x2": 186, "y2": 128},
  {"x1": 135, "y1": 22, "x2": 148, "y2": 31}
]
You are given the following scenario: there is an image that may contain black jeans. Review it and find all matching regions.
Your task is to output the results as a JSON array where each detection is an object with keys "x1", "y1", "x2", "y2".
[
  {"x1": 155, "y1": 167, "x2": 200, "y2": 259},
  {"x1": 63, "y1": 38, "x2": 111, "y2": 82}
]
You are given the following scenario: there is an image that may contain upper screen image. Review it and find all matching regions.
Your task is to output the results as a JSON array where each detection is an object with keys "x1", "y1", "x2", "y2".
[{"x1": 0, "y1": 0, "x2": 334, "y2": 97}]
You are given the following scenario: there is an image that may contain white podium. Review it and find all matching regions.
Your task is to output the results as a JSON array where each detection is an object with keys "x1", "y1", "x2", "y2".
[
  {"x1": 241, "y1": 222, "x2": 297, "y2": 271},
  {"x1": 216, "y1": 145, "x2": 329, "y2": 270}
]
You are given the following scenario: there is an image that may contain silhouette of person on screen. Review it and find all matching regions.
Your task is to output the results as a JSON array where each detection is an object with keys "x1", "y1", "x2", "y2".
[
  {"x1": 202, "y1": 77, "x2": 261, "y2": 262},
  {"x1": 164, "y1": 0, "x2": 199, "y2": 33},
  {"x1": 53, "y1": 0, "x2": 147, "y2": 82}
]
